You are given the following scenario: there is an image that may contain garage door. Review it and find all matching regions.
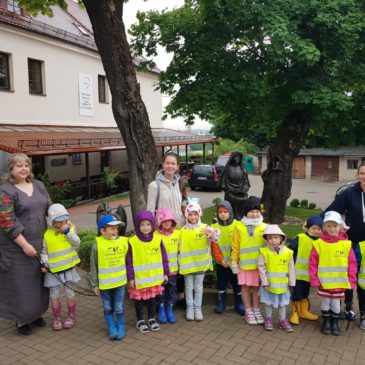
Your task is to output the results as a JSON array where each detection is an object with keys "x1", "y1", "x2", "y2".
[
  {"x1": 311, "y1": 156, "x2": 339, "y2": 182},
  {"x1": 292, "y1": 157, "x2": 305, "y2": 179}
]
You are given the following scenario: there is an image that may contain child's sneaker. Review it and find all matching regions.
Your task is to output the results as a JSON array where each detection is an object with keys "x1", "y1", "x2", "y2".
[
  {"x1": 245, "y1": 311, "x2": 257, "y2": 325},
  {"x1": 136, "y1": 320, "x2": 149, "y2": 333},
  {"x1": 254, "y1": 311, "x2": 264, "y2": 325},
  {"x1": 344, "y1": 309, "x2": 356, "y2": 321},
  {"x1": 148, "y1": 318, "x2": 160, "y2": 331},
  {"x1": 279, "y1": 319, "x2": 294, "y2": 333},
  {"x1": 186, "y1": 309, "x2": 194, "y2": 321},
  {"x1": 264, "y1": 317, "x2": 273, "y2": 331},
  {"x1": 360, "y1": 316, "x2": 365, "y2": 330},
  {"x1": 194, "y1": 308, "x2": 203, "y2": 321}
]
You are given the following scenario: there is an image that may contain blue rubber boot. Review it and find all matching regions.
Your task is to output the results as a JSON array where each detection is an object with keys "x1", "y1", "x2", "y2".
[
  {"x1": 158, "y1": 304, "x2": 168, "y2": 324},
  {"x1": 115, "y1": 313, "x2": 125, "y2": 341},
  {"x1": 104, "y1": 313, "x2": 117, "y2": 340},
  {"x1": 166, "y1": 304, "x2": 177, "y2": 324},
  {"x1": 215, "y1": 291, "x2": 226, "y2": 314},
  {"x1": 234, "y1": 293, "x2": 245, "y2": 316}
]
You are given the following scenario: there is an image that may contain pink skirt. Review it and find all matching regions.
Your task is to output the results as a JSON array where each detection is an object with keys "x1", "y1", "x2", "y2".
[
  {"x1": 237, "y1": 269, "x2": 260, "y2": 287},
  {"x1": 128, "y1": 285, "x2": 164, "y2": 300}
]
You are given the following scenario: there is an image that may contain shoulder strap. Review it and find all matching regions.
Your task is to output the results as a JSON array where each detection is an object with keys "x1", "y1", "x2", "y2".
[{"x1": 155, "y1": 180, "x2": 161, "y2": 211}]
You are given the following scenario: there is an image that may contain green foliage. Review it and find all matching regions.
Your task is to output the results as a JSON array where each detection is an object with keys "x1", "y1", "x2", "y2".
[
  {"x1": 280, "y1": 224, "x2": 302, "y2": 242},
  {"x1": 18, "y1": 0, "x2": 69, "y2": 16},
  {"x1": 308, "y1": 202, "x2": 317, "y2": 209},
  {"x1": 300, "y1": 199, "x2": 309, "y2": 209},
  {"x1": 201, "y1": 206, "x2": 217, "y2": 225},
  {"x1": 285, "y1": 206, "x2": 321, "y2": 220},
  {"x1": 78, "y1": 230, "x2": 97, "y2": 270},
  {"x1": 212, "y1": 197, "x2": 221, "y2": 205},
  {"x1": 102, "y1": 167, "x2": 119, "y2": 191},
  {"x1": 289, "y1": 198, "x2": 300, "y2": 208},
  {"x1": 214, "y1": 139, "x2": 256, "y2": 156}
]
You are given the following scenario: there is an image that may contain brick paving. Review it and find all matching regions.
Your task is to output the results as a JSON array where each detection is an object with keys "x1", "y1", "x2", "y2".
[{"x1": 1, "y1": 291, "x2": 365, "y2": 365}]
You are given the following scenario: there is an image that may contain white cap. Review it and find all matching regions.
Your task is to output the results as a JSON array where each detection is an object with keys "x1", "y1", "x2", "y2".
[{"x1": 323, "y1": 211, "x2": 342, "y2": 224}]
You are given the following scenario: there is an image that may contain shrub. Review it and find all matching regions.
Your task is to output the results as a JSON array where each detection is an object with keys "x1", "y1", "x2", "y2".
[
  {"x1": 212, "y1": 197, "x2": 221, "y2": 205},
  {"x1": 289, "y1": 198, "x2": 300, "y2": 208},
  {"x1": 300, "y1": 199, "x2": 309, "y2": 209},
  {"x1": 309, "y1": 202, "x2": 317, "y2": 209},
  {"x1": 78, "y1": 230, "x2": 97, "y2": 270}
]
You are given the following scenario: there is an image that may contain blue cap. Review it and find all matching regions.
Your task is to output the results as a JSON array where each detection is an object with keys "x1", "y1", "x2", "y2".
[
  {"x1": 98, "y1": 214, "x2": 122, "y2": 230},
  {"x1": 305, "y1": 215, "x2": 323, "y2": 229}
]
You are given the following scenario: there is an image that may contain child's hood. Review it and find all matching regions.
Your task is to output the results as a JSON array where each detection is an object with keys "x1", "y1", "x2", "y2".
[
  {"x1": 216, "y1": 200, "x2": 234, "y2": 225},
  {"x1": 185, "y1": 201, "x2": 202, "y2": 219},
  {"x1": 135, "y1": 210, "x2": 155, "y2": 242},
  {"x1": 47, "y1": 203, "x2": 69, "y2": 227},
  {"x1": 156, "y1": 207, "x2": 176, "y2": 231},
  {"x1": 263, "y1": 224, "x2": 287, "y2": 247}
]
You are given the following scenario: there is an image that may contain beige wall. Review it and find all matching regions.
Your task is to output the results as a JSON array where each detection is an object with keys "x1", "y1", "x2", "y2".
[
  {"x1": 339, "y1": 157, "x2": 360, "y2": 181},
  {"x1": 0, "y1": 24, "x2": 163, "y2": 128}
]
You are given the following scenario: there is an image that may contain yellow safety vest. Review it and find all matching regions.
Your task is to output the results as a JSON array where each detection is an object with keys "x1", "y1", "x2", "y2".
[
  {"x1": 179, "y1": 224, "x2": 212, "y2": 275},
  {"x1": 96, "y1": 236, "x2": 128, "y2": 290},
  {"x1": 211, "y1": 220, "x2": 238, "y2": 266},
  {"x1": 260, "y1": 246, "x2": 293, "y2": 294},
  {"x1": 44, "y1": 227, "x2": 80, "y2": 273},
  {"x1": 155, "y1": 230, "x2": 180, "y2": 273},
  {"x1": 295, "y1": 233, "x2": 317, "y2": 282},
  {"x1": 312, "y1": 239, "x2": 351, "y2": 290},
  {"x1": 129, "y1": 235, "x2": 164, "y2": 290},
  {"x1": 358, "y1": 241, "x2": 365, "y2": 289},
  {"x1": 237, "y1": 222, "x2": 267, "y2": 270}
]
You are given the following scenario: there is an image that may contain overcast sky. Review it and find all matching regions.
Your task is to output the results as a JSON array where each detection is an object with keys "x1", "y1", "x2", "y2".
[{"x1": 124, "y1": 1, "x2": 212, "y2": 131}]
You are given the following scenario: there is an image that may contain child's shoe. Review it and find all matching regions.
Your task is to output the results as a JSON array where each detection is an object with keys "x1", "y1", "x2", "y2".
[
  {"x1": 166, "y1": 304, "x2": 177, "y2": 323},
  {"x1": 234, "y1": 294, "x2": 245, "y2": 316},
  {"x1": 290, "y1": 302, "x2": 300, "y2": 325},
  {"x1": 245, "y1": 311, "x2": 257, "y2": 325},
  {"x1": 360, "y1": 316, "x2": 365, "y2": 330},
  {"x1": 344, "y1": 309, "x2": 356, "y2": 321},
  {"x1": 279, "y1": 319, "x2": 294, "y2": 333},
  {"x1": 215, "y1": 291, "x2": 226, "y2": 314},
  {"x1": 105, "y1": 313, "x2": 117, "y2": 339},
  {"x1": 158, "y1": 304, "x2": 168, "y2": 324},
  {"x1": 254, "y1": 310, "x2": 264, "y2": 325},
  {"x1": 136, "y1": 320, "x2": 149, "y2": 333},
  {"x1": 115, "y1": 313, "x2": 125, "y2": 340},
  {"x1": 51, "y1": 306, "x2": 63, "y2": 331},
  {"x1": 194, "y1": 308, "x2": 203, "y2": 321},
  {"x1": 148, "y1": 318, "x2": 160, "y2": 332},
  {"x1": 330, "y1": 314, "x2": 340, "y2": 336},
  {"x1": 63, "y1": 304, "x2": 76, "y2": 329},
  {"x1": 186, "y1": 309, "x2": 194, "y2": 321},
  {"x1": 264, "y1": 317, "x2": 273, "y2": 331},
  {"x1": 298, "y1": 299, "x2": 318, "y2": 321}
]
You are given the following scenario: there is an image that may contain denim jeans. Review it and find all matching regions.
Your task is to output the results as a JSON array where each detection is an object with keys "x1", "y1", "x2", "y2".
[
  {"x1": 184, "y1": 273, "x2": 205, "y2": 310},
  {"x1": 100, "y1": 285, "x2": 125, "y2": 315}
]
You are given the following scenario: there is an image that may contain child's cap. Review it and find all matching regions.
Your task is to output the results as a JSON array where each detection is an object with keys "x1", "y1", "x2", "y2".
[
  {"x1": 305, "y1": 215, "x2": 323, "y2": 229},
  {"x1": 242, "y1": 196, "x2": 261, "y2": 216},
  {"x1": 323, "y1": 211, "x2": 342, "y2": 225},
  {"x1": 47, "y1": 203, "x2": 69, "y2": 226},
  {"x1": 263, "y1": 224, "x2": 287, "y2": 244},
  {"x1": 98, "y1": 214, "x2": 123, "y2": 230},
  {"x1": 53, "y1": 214, "x2": 69, "y2": 222}
]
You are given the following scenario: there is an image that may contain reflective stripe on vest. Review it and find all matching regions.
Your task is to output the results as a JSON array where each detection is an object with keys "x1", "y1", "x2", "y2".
[
  {"x1": 295, "y1": 233, "x2": 317, "y2": 282},
  {"x1": 312, "y1": 239, "x2": 351, "y2": 290},
  {"x1": 129, "y1": 235, "x2": 164, "y2": 290},
  {"x1": 44, "y1": 227, "x2": 80, "y2": 273},
  {"x1": 211, "y1": 220, "x2": 238, "y2": 265},
  {"x1": 155, "y1": 230, "x2": 180, "y2": 273},
  {"x1": 97, "y1": 236, "x2": 128, "y2": 290},
  {"x1": 260, "y1": 246, "x2": 293, "y2": 294},
  {"x1": 358, "y1": 241, "x2": 365, "y2": 289},
  {"x1": 179, "y1": 224, "x2": 212, "y2": 275},
  {"x1": 237, "y1": 222, "x2": 267, "y2": 270}
]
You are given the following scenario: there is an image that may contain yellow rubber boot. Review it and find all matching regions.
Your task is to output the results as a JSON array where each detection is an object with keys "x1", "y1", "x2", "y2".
[
  {"x1": 299, "y1": 298, "x2": 318, "y2": 321},
  {"x1": 289, "y1": 301, "x2": 300, "y2": 325}
]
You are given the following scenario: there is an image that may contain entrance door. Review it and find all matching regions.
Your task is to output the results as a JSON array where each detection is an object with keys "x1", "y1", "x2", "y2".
[
  {"x1": 311, "y1": 156, "x2": 339, "y2": 181},
  {"x1": 292, "y1": 157, "x2": 305, "y2": 179},
  {"x1": 32, "y1": 156, "x2": 45, "y2": 178}
]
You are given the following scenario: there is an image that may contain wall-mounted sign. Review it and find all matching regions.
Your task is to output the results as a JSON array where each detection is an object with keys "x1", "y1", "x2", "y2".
[{"x1": 79, "y1": 72, "x2": 94, "y2": 116}]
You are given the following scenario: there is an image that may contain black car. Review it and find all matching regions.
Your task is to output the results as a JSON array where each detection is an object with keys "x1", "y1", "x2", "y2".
[{"x1": 188, "y1": 165, "x2": 220, "y2": 191}]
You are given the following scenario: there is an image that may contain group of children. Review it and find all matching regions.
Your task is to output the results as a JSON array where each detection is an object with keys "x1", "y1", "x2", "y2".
[{"x1": 39, "y1": 195, "x2": 364, "y2": 340}]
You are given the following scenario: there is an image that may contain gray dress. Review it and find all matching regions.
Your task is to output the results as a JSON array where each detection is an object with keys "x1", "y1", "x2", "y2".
[{"x1": 0, "y1": 180, "x2": 50, "y2": 323}]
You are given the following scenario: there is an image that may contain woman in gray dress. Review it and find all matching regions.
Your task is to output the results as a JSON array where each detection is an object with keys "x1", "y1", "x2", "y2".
[{"x1": 0, "y1": 153, "x2": 50, "y2": 335}]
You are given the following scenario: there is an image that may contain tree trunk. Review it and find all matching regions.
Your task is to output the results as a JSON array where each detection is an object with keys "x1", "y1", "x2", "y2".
[
  {"x1": 261, "y1": 111, "x2": 310, "y2": 223},
  {"x1": 82, "y1": 0, "x2": 158, "y2": 222}
]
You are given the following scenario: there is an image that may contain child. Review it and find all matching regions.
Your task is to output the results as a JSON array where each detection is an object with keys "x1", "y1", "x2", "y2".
[
  {"x1": 154, "y1": 207, "x2": 180, "y2": 324},
  {"x1": 288, "y1": 215, "x2": 323, "y2": 325},
  {"x1": 259, "y1": 225, "x2": 295, "y2": 332},
  {"x1": 41, "y1": 203, "x2": 81, "y2": 331},
  {"x1": 309, "y1": 211, "x2": 357, "y2": 336},
  {"x1": 231, "y1": 196, "x2": 267, "y2": 324},
  {"x1": 357, "y1": 240, "x2": 365, "y2": 329},
  {"x1": 127, "y1": 210, "x2": 169, "y2": 333},
  {"x1": 211, "y1": 200, "x2": 244, "y2": 315},
  {"x1": 90, "y1": 214, "x2": 128, "y2": 340},
  {"x1": 179, "y1": 201, "x2": 215, "y2": 321}
]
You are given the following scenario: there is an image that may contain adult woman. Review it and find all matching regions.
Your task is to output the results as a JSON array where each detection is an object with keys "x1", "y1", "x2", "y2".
[
  {"x1": 146, "y1": 152, "x2": 184, "y2": 227},
  {"x1": 0, "y1": 153, "x2": 50, "y2": 335},
  {"x1": 324, "y1": 163, "x2": 365, "y2": 326}
]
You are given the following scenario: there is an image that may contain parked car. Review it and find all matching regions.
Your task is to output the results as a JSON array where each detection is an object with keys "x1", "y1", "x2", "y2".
[
  {"x1": 188, "y1": 165, "x2": 220, "y2": 191},
  {"x1": 335, "y1": 179, "x2": 358, "y2": 198},
  {"x1": 215, "y1": 153, "x2": 231, "y2": 175}
]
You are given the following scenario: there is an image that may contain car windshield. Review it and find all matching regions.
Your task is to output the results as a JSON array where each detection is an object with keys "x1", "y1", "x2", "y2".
[{"x1": 193, "y1": 166, "x2": 213, "y2": 175}]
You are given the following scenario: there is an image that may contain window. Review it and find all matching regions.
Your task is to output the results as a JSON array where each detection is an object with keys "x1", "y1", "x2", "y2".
[
  {"x1": 0, "y1": 53, "x2": 10, "y2": 91},
  {"x1": 347, "y1": 159, "x2": 358, "y2": 170},
  {"x1": 28, "y1": 58, "x2": 44, "y2": 94},
  {"x1": 7, "y1": 1, "x2": 21, "y2": 14},
  {"x1": 98, "y1": 75, "x2": 108, "y2": 103},
  {"x1": 72, "y1": 153, "x2": 82, "y2": 165},
  {"x1": 50, "y1": 158, "x2": 67, "y2": 167}
]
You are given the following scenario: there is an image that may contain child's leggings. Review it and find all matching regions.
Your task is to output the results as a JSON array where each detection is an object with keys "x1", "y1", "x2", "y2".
[
  {"x1": 265, "y1": 304, "x2": 286, "y2": 320},
  {"x1": 320, "y1": 298, "x2": 341, "y2": 314},
  {"x1": 134, "y1": 298, "x2": 156, "y2": 321},
  {"x1": 50, "y1": 284, "x2": 75, "y2": 300}
]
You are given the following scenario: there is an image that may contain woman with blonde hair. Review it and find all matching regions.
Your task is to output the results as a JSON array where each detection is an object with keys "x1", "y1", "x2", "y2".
[{"x1": 0, "y1": 153, "x2": 50, "y2": 335}]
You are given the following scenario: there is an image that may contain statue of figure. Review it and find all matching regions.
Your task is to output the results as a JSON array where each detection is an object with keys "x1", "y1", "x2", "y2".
[{"x1": 219, "y1": 152, "x2": 250, "y2": 220}]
